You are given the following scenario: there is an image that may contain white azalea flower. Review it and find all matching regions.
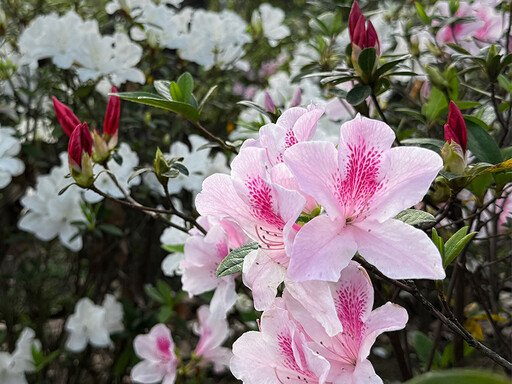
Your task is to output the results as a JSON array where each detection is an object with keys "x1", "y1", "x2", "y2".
[
  {"x1": 0, "y1": 328, "x2": 39, "y2": 384},
  {"x1": 179, "y1": 10, "x2": 250, "y2": 70},
  {"x1": 18, "y1": 11, "x2": 97, "y2": 69},
  {"x1": 0, "y1": 127, "x2": 25, "y2": 189},
  {"x1": 83, "y1": 142, "x2": 141, "y2": 203},
  {"x1": 65, "y1": 295, "x2": 124, "y2": 352},
  {"x1": 252, "y1": 4, "x2": 290, "y2": 47},
  {"x1": 102, "y1": 294, "x2": 125, "y2": 334},
  {"x1": 18, "y1": 153, "x2": 85, "y2": 251}
]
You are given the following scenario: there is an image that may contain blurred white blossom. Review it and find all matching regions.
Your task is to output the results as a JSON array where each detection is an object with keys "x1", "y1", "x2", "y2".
[
  {"x1": 18, "y1": 11, "x2": 144, "y2": 85},
  {"x1": 18, "y1": 153, "x2": 85, "y2": 251},
  {"x1": 0, "y1": 127, "x2": 25, "y2": 189},
  {"x1": 252, "y1": 4, "x2": 290, "y2": 47},
  {"x1": 0, "y1": 328, "x2": 40, "y2": 384},
  {"x1": 65, "y1": 295, "x2": 124, "y2": 352}
]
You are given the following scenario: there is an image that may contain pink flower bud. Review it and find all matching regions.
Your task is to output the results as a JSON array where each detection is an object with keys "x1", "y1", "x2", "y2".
[
  {"x1": 290, "y1": 88, "x2": 302, "y2": 108},
  {"x1": 444, "y1": 101, "x2": 467, "y2": 153},
  {"x1": 68, "y1": 123, "x2": 92, "y2": 169},
  {"x1": 52, "y1": 96, "x2": 81, "y2": 137},
  {"x1": 104, "y1": 87, "x2": 120, "y2": 136},
  {"x1": 264, "y1": 92, "x2": 275, "y2": 113}
]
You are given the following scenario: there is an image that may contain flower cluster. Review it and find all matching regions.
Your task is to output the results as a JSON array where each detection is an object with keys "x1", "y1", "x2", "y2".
[
  {"x1": 18, "y1": 11, "x2": 144, "y2": 85},
  {"x1": 194, "y1": 106, "x2": 444, "y2": 381},
  {"x1": 65, "y1": 294, "x2": 124, "y2": 352}
]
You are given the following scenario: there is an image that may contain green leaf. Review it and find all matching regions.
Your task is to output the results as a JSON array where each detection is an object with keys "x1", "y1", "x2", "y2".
[
  {"x1": 415, "y1": 2, "x2": 430, "y2": 24},
  {"x1": 161, "y1": 244, "x2": 185, "y2": 253},
  {"x1": 465, "y1": 118, "x2": 502, "y2": 164},
  {"x1": 237, "y1": 100, "x2": 271, "y2": 117},
  {"x1": 128, "y1": 167, "x2": 153, "y2": 183},
  {"x1": 422, "y1": 87, "x2": 448, "y2": 122},
  {"x1": 216, "y1": 242, "x2": 259, "y2": 278},
  {"x1": 346, "y1": 84, "x2": 371, "y2": 106},
  {"x1": 413, "y1": 331, "x2": 441, "y2": 367},
  {"x1": 157, "y1": 279, "x2": 173, "y2": 304},
  {"x1": 432, "y1": 228, "x2": 445, "y2": 257},
  {"x1": 454, "y1": 100, "x2": 481, "y2": 109},
  {"x1": 154, "y1": 80, "x2": 172, "y2": 100},
  {"x1": 199, "y1": 85, "x2": 218, "y2": 113},
  {"x1": 144, "y1": 284, "x2": 165, "y2": 304},
  {"x1": 157, "y1": 306, "x2": 174, "y2": 323},
  {"x1": 401, "y1": 137, "x2": 445, "y2": 151},
  {"x1": 98, "y1": 224, "x2": 123, "y2": 236},
  {"x1": 394, "y1": 209, "x2": 436, "y2": 227},
  {"x1": 446, "y1": 43, "x2": 471, "y2": 55},
  {"x1": 161, "y1": 169, "x2": 180, "y2": 178},
  {"x1": 169, "y1": 81, "x2": 183, "y2": 102},
  {"x1": 375, "y1": 56, "x2": 410, "y2": 77},
  {"x1": 171, "y1": 162, "x2": 189, "y2": 176},
  {"x1": 177, "y1": 72, "x2": 194, "y2": 103},
  {"x1": 443, "y1": 226, "x2": 476, "y2": 268},
  {"x1": 479, "y1": 158, "x2": 512, "y2": 174},
  {"x1": 405, "y1": 370, "x2": 510, "y2": 384},
  {"x1": 395, "y1": 108, "x2": 427, "y2": 124},
  {"x1": 497, "y1": 74, "x2": 511, "y2": 92},
  {"x1": 358, "y1": 48, "x2": 377, "y2": 77},
  {"x1": 115, "y1": 91, "x2": 199, "y2": 122}
]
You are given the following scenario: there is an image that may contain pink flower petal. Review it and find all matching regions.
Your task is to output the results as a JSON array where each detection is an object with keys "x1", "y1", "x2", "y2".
[
  {"x1": 285, "y1": 141, "x2": 343, "y2": 220},
  {"x1": 354, "y1": 219, "x2": 445, "y2": 279},
  {"x1": 358, "y1": 302, "x2": 408, "y2": 361},
  {"x1": 131, "y1": 360, "x2": 164, "y2": 383},
  {"x1": 369, "y1": 146, "x2": 442, "y2": 222},
  {"x1": 288, "y1": 215, "x2": 357, "y2": 282}
]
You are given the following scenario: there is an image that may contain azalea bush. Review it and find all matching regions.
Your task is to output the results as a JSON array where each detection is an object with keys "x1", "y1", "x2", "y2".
[{"x1": 1, "y1": 0, "x2": 512, "y2": 383}]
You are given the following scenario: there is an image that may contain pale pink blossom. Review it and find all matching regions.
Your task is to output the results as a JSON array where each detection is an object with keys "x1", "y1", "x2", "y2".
[
  {"x1": 243, "y1": 105, "x2": 325, "y2": 167},
  {"x1": 180, "y1": 216, "x2": 246, "y2": 312},
  {"x1": 284, "y1": 262, "x2": 408, "y2": 383},
  {"x1": 193, "y1": 304, "x2": 231, "y2": 372},
  {"x1": 131, "y1": 324, "x2": 178, "y2": 384},
  {"x1": 436, "y1": 1, "x2": 503, "y2": 53},
  {"x1": 284, "y1": 114, "x2": 445, "y2": 281},
  {"x1": 195, "y1": 146, "x2": 305, "y2": 309},
  {"x1": 230, "y1": 299, "x2": 330, "y2": 384}
]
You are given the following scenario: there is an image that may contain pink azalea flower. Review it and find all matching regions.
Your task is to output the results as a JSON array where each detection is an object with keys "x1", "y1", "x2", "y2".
[
  {"x1": 195, "y1": 146, "x2": 305, "y2": 309},
  {"x1": 230, "y1": 299, "x2": 331, "y2": 384},
  {"x1": 436, "y1": 1, "x2": 502, "y2": 53},
  {"x1": 180, "y1": 216, "x2": 246, "y2": 311},
  {"x1": 243, "y1": 105, "x2": 325, "y2": 167},
  {"x1": 131, "y1": 324, "x2": 178, "y2": 384},
  {"x1": 284, "y1": 262, "x2": 408, "y2": 383},
  {"x1": 284, "y1": 114, "x2": 445, "y2": 281},
  {"x1": 194, "y1": 304, "x2": 232, "y2": 372}
]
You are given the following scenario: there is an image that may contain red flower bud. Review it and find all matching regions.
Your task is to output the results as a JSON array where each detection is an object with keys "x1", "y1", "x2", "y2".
[
  {"x1": 52, "y1": 96, "x2": 81, "y2": 137},
  {"x1": 348, "y1": 1, "x2": 380, "y2": 54},
  {"x1": 349, "y1": 1, "x2": 363, "y2": 41},
  {"x1": 444, "y1": 101, "x2": 467, "y2": 153},
  {"x1": 104, "y1": 87, "x2": 120, "y2": 136},
  {"x1": 68, "y1": 123, "x2": 92, "y2": 169}
]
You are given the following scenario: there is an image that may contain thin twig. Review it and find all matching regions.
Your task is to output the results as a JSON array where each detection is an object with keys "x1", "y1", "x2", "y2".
[{"x1": 354, "y1": 256, "x2": 512, "y2": 370}]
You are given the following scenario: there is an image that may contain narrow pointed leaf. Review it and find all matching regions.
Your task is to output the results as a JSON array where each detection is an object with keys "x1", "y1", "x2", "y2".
[
  {"x1": 394, "y1": 209, "x2": 436, "y2": 227},
  {"x1": 177, "y1": 72, "x2": 194, "y2": 104},
  {"x1": 216, "y1": 242, "x2": 259, "y2": 277}
]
